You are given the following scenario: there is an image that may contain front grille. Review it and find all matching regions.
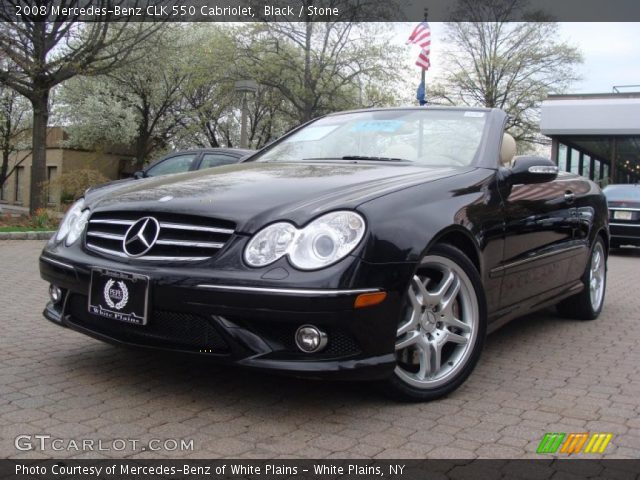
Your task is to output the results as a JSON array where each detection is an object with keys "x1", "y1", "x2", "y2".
[
  {"x1": 85, "y1": 211, "x2": 235, "y2": 261},
  {"x1": 67, "y1": 295, "x2": 229, "y2": 352}
]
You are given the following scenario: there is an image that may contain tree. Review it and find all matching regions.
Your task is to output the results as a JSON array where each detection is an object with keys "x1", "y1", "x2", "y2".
[
  {"x1": 55, "y1": 79, "x2": 138, "y2": 154},
  {"x1": 59, "y1": 26, "x2": 189, "y2": 169},
  {"x1": 241, "y1": 4, "x2": 404, "y2": 124},
  {"x1": 174, "y1": 25, "x2": 295, "y2": 150},
  {"x1": 0, "y1": 2, "x2": 160, "y2": 212},
  {"x1": 0, "y1": 81, "x2": 30, "y2": 190},
  {"x1": 172, "y1": 25, "x2": 245, "y2": 149},
  {"x1": 435, "y1": 0, "x2": 582, "y2": 149}
]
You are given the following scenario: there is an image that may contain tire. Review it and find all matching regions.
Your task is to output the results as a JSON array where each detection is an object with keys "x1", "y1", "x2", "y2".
[
  {"x1": 556, "y1": 237, "x2": 607, "y2": 320},
  {"x1": 386, "y1": 243, "x2": 487, "y2": 401}
]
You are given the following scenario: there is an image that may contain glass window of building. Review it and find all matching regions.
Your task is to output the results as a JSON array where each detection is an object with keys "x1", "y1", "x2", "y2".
[
  {"x1": 582, "y1": 154, "x2": 591, "y2": 180},
  {"x1": 558, "y1": 144, "x2": 567, "y2": 171},
  {"x1": 570, "y1": 149, "x2": 581, "y2": 174},
  {"x1": 47, "y1": 166, "x2": 57, "y2": 204},
  {"x1": 15, "y1": 166, "x2": 24, "y2": 203}
]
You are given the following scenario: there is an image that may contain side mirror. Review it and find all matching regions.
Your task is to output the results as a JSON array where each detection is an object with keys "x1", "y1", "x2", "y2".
[
  {"x1": 133, "y1": 170, "x2": 146, "y2": 179},
  {"x1": 506, "y1": 156, "x2": 558, "y2": 185}
]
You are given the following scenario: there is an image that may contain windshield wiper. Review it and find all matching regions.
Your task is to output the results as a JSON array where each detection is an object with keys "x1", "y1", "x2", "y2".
[
  {"x1": 303, "y1": 156, "x2": 412, "y2": 162},
  {"x1": 341, "y1": 155, "x2": 411, "y2": 162}
]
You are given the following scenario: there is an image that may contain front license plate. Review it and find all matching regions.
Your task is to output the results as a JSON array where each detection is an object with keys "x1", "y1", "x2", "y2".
[
  {"x1": 613, "y1": 210, "x2": 633, "y2": 220},
  {"x1": 88, "y1": 269, "x2": 149, "y2": 325}
]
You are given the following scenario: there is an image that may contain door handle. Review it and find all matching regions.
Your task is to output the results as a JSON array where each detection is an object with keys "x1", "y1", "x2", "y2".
[{"x1": 564, "y1": 191, "x2": 575, "y2": 204}]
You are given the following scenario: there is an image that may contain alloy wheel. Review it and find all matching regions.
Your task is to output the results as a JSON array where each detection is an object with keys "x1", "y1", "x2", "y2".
[
  {"x1": 589, "y1": 242, "x2": 606, "y2": 311},
  {"x1": 395, "y1": 255, "x2": 479, "y2": 389}
]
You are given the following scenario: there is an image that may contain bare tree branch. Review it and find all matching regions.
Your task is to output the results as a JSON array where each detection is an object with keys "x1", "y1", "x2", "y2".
[{"x1": 440, "y1": 0, "x2": 582, "y2": 151}]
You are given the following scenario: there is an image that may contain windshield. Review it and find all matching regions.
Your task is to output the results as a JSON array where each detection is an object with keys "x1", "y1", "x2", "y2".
[
  {"x1": 603, "y1": 184, "x2": 640, "y2": 201},
  {"x1": 254, "y1": 109, "x2": 488, "y2": 167}
]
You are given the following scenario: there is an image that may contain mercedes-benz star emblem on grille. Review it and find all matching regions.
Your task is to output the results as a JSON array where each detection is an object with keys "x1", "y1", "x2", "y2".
[{"x1": 123, "y1": 217, "x2": 160, "y2": 257}]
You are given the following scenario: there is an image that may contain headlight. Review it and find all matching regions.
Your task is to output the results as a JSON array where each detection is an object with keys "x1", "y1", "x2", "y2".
[
  {"x1": 65, "y1": 209, "x2": 90, "y2": 246},
  {"x1": 244, "y1": 222, "x2": 296, "y2": 267},
  {"x1": 244, "y1": 211, "x2": 366, "y2": 270},
  {"x1": 55, "y1": 199, "x2": 84, "y2": 243},
  {"x1": 55, "y1": 199, "x2": 89, "y2": 246},
  {"x1": 289, "y1": 211, "x2": 366, "y2": 270}
]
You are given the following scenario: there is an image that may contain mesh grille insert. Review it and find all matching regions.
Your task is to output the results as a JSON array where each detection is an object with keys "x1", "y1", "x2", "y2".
[{"x1": 67, "y1": 295, "x2": 228, "y2": 353}]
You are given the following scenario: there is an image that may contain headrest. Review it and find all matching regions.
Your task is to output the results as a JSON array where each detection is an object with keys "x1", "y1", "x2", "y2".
[{"x1": 500, "y1": 133, "x2": 517, "y2": 166}]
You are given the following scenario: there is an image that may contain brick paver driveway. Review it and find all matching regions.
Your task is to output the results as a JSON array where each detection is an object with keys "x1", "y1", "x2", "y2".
[{"x1": 1, "y1": 240, "x2": 639, "y2": 459}]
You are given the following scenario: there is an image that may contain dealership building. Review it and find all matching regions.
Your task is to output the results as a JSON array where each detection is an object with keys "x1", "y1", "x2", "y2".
[{"x1": 540, "y1": 92, "x2": 640, "y2": 186}]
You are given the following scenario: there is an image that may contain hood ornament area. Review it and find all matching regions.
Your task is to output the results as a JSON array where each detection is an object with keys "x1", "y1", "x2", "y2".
[{"x1": 123, "y1": 217, "x2": 160, "y2": 257}]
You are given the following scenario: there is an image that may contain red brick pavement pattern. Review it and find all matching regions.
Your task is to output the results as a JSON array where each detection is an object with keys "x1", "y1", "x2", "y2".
[{"x1": 1, "y1": 241, "x2": 639, "y2": 459}]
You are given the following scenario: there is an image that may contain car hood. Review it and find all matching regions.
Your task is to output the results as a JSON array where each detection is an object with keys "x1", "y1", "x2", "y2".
[{"x1": 86, "y1": 161, "x2": 469, "y2": 233}]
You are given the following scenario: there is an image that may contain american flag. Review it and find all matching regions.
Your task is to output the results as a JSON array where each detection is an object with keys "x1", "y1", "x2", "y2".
[{"x1": 407, "y1": 22, "x2": 431, "y2": 71}]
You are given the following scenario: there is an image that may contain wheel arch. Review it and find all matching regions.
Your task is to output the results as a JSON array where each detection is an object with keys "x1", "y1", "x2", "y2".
[
  {"x1": 596, "y1": 227, "x2": 610, "y2": 256},
  {"x1": 425, "y1": 226, "x2": 482, "y2": 276}
]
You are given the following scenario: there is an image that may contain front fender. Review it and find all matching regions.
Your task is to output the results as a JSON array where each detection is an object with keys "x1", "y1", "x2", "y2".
[{"x1": 355, "y1": 168, "x2": 501, "y2": 265}]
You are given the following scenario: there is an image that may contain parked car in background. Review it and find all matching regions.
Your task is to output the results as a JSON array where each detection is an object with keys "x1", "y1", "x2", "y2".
[
  {"x1": 40, "y1": 107, "x2": 609, "y2": 401},
  {"x1": 133, "y1": 148, "x2": 254, "y2": 179},
  {"x1": 603, "y1": 183, "x2": 640, "y2": 248},
  {"x1": 82, "y1": 147, "x2": 255, "y2": 200}
]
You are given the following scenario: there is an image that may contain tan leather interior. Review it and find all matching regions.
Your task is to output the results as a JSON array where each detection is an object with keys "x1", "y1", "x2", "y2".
[{"x1": 500, "y1": 133, "x2": 517, "y2": 167}]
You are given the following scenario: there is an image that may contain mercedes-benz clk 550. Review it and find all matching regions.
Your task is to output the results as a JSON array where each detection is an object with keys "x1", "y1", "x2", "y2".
[{"x1": 40, "y1": 107, "x2": 609, "y2": 400}]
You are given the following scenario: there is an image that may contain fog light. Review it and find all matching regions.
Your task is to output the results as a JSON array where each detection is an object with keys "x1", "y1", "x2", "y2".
[
  {"x1": 295, "y1": 325, "x2": 328, "y2": 353},
  {"x1": 49, "y1": 284, "x2": 63, "y2": 304}
]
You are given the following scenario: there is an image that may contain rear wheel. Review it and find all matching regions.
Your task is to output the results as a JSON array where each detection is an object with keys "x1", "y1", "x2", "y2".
[
  {"x1": 387, "y1": 244, "x2": 486, "y2": 401},
  {"x1": 557, "y1": 237, "x2": 607, "y2": 320}
]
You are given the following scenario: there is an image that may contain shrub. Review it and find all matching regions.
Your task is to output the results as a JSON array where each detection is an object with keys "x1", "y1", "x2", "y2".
[
  {"x1": 30, "y1": 208, "x2": 59, "y2": 229},
  {"x1": 46, "y1": 169, "x2": 109, "y2": 205}
]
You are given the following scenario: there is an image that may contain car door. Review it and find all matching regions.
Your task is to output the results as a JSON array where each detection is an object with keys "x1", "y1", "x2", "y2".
[
  {"x1": 144, "y1": 153, "x2": 199, "y2": 177},
  {"x1": 497, "y1": 173, "x2": 577, "y2": 308},
  {"x1": 564, "y1": 175, "x2": 596, "y2": 283},
  {"x1": 197, "y1": 152, "x2": 240, "y2": 170}
]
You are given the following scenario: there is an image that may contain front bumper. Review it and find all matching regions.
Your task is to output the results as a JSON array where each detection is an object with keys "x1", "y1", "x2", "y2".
[
  {"x1": 40, "y1": 248, "x2": 414, "y2": 381},
  {"x1": 609, "y1": 222, "x2": 640, "y2": 245}
]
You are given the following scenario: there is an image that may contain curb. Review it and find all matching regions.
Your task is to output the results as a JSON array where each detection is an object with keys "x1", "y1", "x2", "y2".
[{"x1": 0, "y1": 231, "x2": 55, "y2": 240}]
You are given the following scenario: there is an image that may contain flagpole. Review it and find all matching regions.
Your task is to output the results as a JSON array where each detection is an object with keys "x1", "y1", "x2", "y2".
[
  {"x1": 408, "y1": 11, "x2": 430, "y2": 106},
  {"x1": 417, "y1": 9, "x2": 428, "y2": 159},
  {"x1": 420, "y1": 8, "x2": 428, "y2": 105}
]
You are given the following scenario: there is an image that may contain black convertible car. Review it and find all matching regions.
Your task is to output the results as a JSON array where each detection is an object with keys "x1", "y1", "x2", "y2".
[{"x1": 40, "y1": 107, "x2": 609, "y2": 401}]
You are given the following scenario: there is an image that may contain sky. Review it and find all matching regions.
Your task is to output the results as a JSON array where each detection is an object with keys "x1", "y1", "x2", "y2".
[{"x1": 393, "y1": 22, "x2": 640, "y2": 94}]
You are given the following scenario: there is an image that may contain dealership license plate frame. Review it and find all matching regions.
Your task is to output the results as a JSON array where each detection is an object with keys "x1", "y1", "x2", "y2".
[
  {"x1": 613, "y1": 210, "x2": 633, "y2": 220},
  {"x1": 88, "y1": 268, "x2": 150, "y2": 325}
]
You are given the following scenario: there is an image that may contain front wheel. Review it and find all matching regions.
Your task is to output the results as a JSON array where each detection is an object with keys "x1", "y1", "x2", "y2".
[{"x1": 387, "y1": 244, "x2": 487, "y2": 401}]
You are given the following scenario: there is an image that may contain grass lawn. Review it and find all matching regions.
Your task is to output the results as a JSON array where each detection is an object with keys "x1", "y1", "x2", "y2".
[
  {"x1": 1, "y1": 209, "x2": 60, "y2": 232},
  {"x1": 0, "y1": 226, "x2": 55, "y2": 233}
]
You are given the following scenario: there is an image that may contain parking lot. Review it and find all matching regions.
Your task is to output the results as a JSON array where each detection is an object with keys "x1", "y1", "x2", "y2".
[{"x1": 1, "y1": 240, "x2": 640, "y2": 459}]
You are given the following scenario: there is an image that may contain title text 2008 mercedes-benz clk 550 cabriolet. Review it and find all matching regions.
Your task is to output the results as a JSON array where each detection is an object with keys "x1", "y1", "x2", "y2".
[{"x1": 40, "y1": 107, "x2": 609, "y2": 401}]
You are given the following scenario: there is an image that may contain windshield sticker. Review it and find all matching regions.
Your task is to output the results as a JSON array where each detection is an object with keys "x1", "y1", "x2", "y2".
[
  {"x1": 464, "y1": 112, "x2": 485, "y2": 118},
  {"x1": 350, "y1": 120, "x2": 405, "y2": 133}
]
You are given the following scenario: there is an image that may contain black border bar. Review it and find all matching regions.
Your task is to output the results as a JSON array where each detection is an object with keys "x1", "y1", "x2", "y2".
[
  {"x1": 2, "y1": 0, "x2": 640, "y2": 22},
  {"x1": 2, "y1": 460, "x2": 640, "y2": 480}
]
